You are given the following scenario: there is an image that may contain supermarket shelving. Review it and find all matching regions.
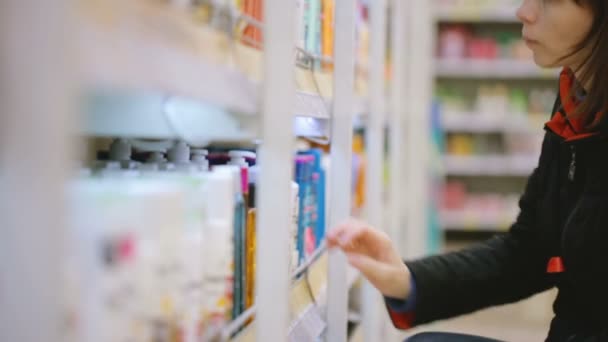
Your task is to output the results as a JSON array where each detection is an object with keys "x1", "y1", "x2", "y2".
[
  {"x1": 441, "y1": 111, "x2": 544, "y2": 133},
  {"x1": 78, "y1": 1, "x2": 335, "y2": 141},
  {"x1": 436, "y1": 59, "x2": 558, "y2": 79},
  {"x1": 440, "y1": 210, "x2": 512, "y2": 232},
  {"x1": 228, "y1": 249, "x2": 361, "y2": 342},
  {"x1": 432, "y1": 1, "x2": 558, "y2": 237},
  {"x1": 77, "y1": 0, "x2": 259, "y2": 115},
  {"x1": 435, "y1": 5, "x2": 519, "y2": 23},
  {"x1": 444, "y1": 155, "x2": 537, "y2": 176},
  {"x1": 1, "y1": 0, "x2": 397, "y2": 340}
]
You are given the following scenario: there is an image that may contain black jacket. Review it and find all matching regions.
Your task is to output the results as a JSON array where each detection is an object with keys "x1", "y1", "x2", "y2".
[{"x1": 404, "y1": 96, "x2": 608, "y2": 341}]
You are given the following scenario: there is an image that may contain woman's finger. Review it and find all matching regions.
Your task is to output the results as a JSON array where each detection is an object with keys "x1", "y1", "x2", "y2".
[
  {"x1": 345, "y1": 252, "x2": 388, "y2": 285},
  {"x1": 337, "y1": 220, "x2": 366, "y2": 246},
  {"x1": 327, "y1": 219, "x2": 358, "y2": 248}
]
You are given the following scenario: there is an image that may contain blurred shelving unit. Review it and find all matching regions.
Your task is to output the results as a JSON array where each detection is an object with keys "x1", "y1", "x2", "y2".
[
  {"x1": 433, "y1": 0, "x2": 558, "y2": 238},
  {"x1": 1, "y1": 0, "x2": 389, "y2": 341},
  {"x1": 443, "y1": 155, "x2": 538, "y2": 177},
  {"x1": 436, "y1": 59, "x2": 558, "y2": 80},
  {"x1": 434, "y1": 2, "x2": 519, "y2": 23},
  {"x1": 78, "y1": 0, "x2": 335, "y2": 143},
  {"x1": 440, "y1": 210, "x2": 512, "y2": 232}
]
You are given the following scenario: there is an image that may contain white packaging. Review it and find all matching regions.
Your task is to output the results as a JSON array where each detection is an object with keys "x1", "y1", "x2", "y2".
[
  {"x1": 290, "y1": 181, "x2": 300, "y2": 274},
  {"x1": 67, "y1": 178, "x2": 186, "y2": 342},
  {"x1": 200, "y1": 169, "x2": 235, "y2": 338}
]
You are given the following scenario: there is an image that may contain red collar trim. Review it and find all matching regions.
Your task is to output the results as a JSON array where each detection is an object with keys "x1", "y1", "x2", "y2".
[{"x1": 545, "y1": 68, "x2": 600, "y2": 142}]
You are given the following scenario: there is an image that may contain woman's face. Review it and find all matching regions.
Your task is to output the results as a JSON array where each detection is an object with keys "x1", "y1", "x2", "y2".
[{"x1": 517, "y1": 0, "x2": 594, "y2": 69}]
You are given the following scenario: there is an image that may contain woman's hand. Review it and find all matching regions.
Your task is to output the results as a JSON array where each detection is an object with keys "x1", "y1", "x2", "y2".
[{"x1": 327, "y1": 219, "x2": 412, "y2": 300}]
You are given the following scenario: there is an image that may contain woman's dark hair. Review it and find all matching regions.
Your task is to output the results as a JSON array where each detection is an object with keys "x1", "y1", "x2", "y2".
[{"x1": 570, "y1": 0, "x2": 608, "y2": 129}]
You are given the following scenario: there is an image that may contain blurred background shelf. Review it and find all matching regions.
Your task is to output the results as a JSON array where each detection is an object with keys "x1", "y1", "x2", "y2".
[
  {"x1": 440, "y1": 210, "x2": 511, "y2": 231},
  {"x1": 443, "y1": 155, "x2": 537, "y2": 176},
  {"x1": 78, "y1": 0, "x2": 336, "y2": 142},
  {"x1": 229, "y1": 249, "x2": 361, "y2": 342},
  {"x1": 77, "y1": 0, "x2": 260, "y2": 115},
  {"x1": 435, "y1": 5, "x2": 519, "y2": 23},
  {"x1": 436, "y1": 59, "x2": 558, "y2": 79},
  {"x1": 441, "y1": 111, "x2": 545, "y2": 133}
]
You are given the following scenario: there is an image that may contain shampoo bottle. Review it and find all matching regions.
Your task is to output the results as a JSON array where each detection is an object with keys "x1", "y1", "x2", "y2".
[
  {"x1": 201, "y1": 170, "x2": 235, "y2": 339},
  {"x1": 214, "y1": 165, "x2": 246, "y2": 319}
]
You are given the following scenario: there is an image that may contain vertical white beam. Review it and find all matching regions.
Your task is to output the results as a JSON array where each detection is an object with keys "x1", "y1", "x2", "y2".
[
  {"x1": 256, "y1": 0, "x2": 296, "y2": 341},
  {"x1": 326, "y1": 0, "x2": 356, "y2": 341},
  {"x1": 403, "y1": 0, "x2": 433, "y2": 259},
  {"x1": 362, "y1": 0, "x2": 388, "y2": 341},
  {"x1": 386, "y1": 1, "x2": 410, "y2": 340},
  {"x1": 388, "y1": 0, "x2": 408, "y2": 258},
  {"x1": 0, "y1": 1, "x2": 75, "y2": 341}
]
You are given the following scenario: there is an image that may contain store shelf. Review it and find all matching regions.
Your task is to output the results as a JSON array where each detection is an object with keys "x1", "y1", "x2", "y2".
[
  {"x1": 441, "y1": 112, "x2": 540, "y2": 134},
  {"x1": 228, "y1": 249, "x2": 360, "y2": 342},
  {"x1": 83, "y1": 91, "x2": 255, "y2": 144},
  {"x1": 440, "y1": 210, "x2": 511, "y2": 231},
  {"x1": 436, "y1": 59, "x2": 558, "y2": 79},
  {"x1": 435, "y1": 6, "x2": 519, "y2": 23},
  {"x1": 78, "y1": 0, "x2": 332, "y2": 142},
  {"x1": 77, "y1": 0, "x2": 259, "y2": 115},
  {"x1": 444, "y1": 155, "x2": 537, "y2": 176}
]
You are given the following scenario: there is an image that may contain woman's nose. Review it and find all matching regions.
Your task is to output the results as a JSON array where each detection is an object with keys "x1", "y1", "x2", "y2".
[{"x1": 516, "y1": 0, "x2": 538, "y2": 24}]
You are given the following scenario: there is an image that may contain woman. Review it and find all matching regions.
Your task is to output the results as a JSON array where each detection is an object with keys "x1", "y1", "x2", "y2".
[{"x1": 328, "y1": 0, "x2": 608, "y2": 341}]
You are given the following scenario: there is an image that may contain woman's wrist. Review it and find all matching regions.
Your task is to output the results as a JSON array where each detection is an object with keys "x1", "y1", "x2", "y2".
[{"x1": 385, "y1": 263, "x2": 411, "y2": 300}]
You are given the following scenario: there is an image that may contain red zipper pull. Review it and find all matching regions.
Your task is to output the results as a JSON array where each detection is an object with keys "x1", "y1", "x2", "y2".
[{"x1": 547, "y1": 256, "x2": 565, "y2": 274}]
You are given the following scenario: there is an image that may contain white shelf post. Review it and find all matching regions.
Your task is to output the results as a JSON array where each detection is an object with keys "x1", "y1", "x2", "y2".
[
  {"x1": 0, "y1": 0, "x2": 75, "y2": 341},
  {"x1": 385, "y1": 1, "x2": 409, "y2": 339},
  {"x1": 389, "y1": 0, "x2": 408, "y2": 258},
  {"x1": 326, "y1": 0, "x2": 356, "y2": 341},
  {"x1": 362, "y1": 0, "x2": 388, "y2": 341},
  {"x1": 403, "y1": 0, "x2": 434, "y2": 259},
  {"x1": 256, "y1": 0, "x2": 297, "y2": 341}
]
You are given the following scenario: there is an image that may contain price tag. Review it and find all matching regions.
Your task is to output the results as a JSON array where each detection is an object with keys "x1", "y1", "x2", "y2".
[{"x1": 288, "y1": 304, "x2": 326, "y2": 342}]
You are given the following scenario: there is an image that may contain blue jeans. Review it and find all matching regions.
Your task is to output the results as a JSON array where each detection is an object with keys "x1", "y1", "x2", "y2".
[{"x1": 405, "y1": 332, "x2": 503, "y2": 342}]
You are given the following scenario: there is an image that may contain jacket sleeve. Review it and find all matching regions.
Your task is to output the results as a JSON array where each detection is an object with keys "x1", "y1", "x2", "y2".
[{"x1": 390, "y1": 132, "x2": 555, "y2": 329}]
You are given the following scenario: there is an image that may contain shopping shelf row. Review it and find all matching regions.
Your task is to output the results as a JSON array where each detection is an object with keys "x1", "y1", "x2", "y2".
[
  {"x1": 440, "y1": 209, "x2": 513, "y2": 232},
  {"x1": 441, "y1": 111, "x2": 547, "y2": 134},
  {"x1": 443, "y1": 155, "x2": 537, "y2": 176},
  {"x1": 229, "y1": 249, "x2": 360, "y2": 342},
  {"x1": 77, "y1": 0, "x2": 369, "y2": 142},
  {"x1": 434, "y1": 1, "x2": 520, "y2": 23},
  {"x1": 435, "y1": 59, "x2": 559, "y2": 79}
]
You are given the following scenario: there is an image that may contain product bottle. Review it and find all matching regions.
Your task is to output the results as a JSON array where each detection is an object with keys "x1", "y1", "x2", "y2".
[
  {"x1": 108, "y1": 138, "x2": 139, "y2": 170},
  {"x1": 298, "y1": 149, "x2": 326, "y2": 247},
  {"x1": 244, "y1": 165, "x2": 258, "y2": 310},
  {"x1": 306, "y1": 0, "x2": 321, "y2": 68},
  {"x1": 227, "y1": 150, "x2": 256, "y2": 208},
  {"x1": 214, "y1": 165, "x2": 246, "y2": 320},
  {"x1": 290, "y1": 181, "x2": 300, "y2": 274},
  {"x1": 295, "y1": 155, "x2": 316, "y2": 263},
  {"x1": 201, "y1": 170, "x2": 235, "y2": 339},
  {"x1": 167, "y1": 140, "x2": 197, "y2": 173},
  {"x1": 167, "y1": 141, "x2": 210, "y2": 342},
  {"x1": 146, "y1": 151, "x2": 173, "y2": 171},
  {"x1": 321, "y1": 0, "x2": 335, "y2": 70},
  {"x1": 191, "y1": 149, "x2": 210, "y2": 172},
  {"x1": 227, "y1": 150, "x2": 256, "y2": 317}
]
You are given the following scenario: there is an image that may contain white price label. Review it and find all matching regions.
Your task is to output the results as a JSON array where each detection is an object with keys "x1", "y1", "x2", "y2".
[{"x1": 288, "y1": 304, "x2": 326, "y2": 342}]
